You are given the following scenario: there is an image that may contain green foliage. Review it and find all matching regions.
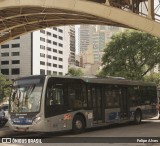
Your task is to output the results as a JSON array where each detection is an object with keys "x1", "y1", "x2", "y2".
[
  {"x1": 100, "y1": 30, "x2": 160, "y2": 80},
  {"x1": 0, "y1": 73, "x2": 12, "y2": 101},
  {"x1": 144, "y1": 73, "x2": 160, "y2": 85},
  {"x1": 67, "y1": 67, "x2": 84, "y2": 76}
]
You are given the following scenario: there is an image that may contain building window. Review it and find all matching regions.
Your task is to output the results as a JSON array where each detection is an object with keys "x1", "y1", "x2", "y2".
[
  {"x1": 1, "y1": 44, "x2": 9, "y2": 49},
  {"x1": 59, "y1": 58, "x2": 63, "y2": 61},
  {"x1": 40, "y1": 61, "x2": 45, "y2": 65},
  {"x1": 40, "y1": 30, "x2": 45, "y2": 34},
  {"x1": 53, "y1": 27, "x2": 57, "y2": 31},
  {"x1": 47, "y1": 55, "x2": 51, "y2": 59},
  {"x1": 12, "y1": 60, "x2": 20, "y2": 64},
  {"x1": 40, "y1": 37, "x2": 45, "y2": 42},
  {"x1": 47, "y1": 39, "x2": 51, "y2": 44},
  {"x1": 40, "y1": 53, "x2": 45, "y2": 58},
  {"x1": 58, "y1": 29, "x2": 63, "y2": 33},
  {"x1": 53, "y1": 71, "x2": 57, "y2": 75},
  {"x1": 40, "y1": 45, "x2": 45, "y2": 50},
  {"x1": 53, "y1": 56, "x2": 57, "y2": 60},
  {"x1": 59, "y1": 43, "x2": 63, "y2": 47},
  {"x1": 12, "y1": 52, "x2": 20, "y2": 56},
  {"x1": 59, "y1": 36, "x2": 63, "y2": 40},
  {"x1": 11, "y1": 68, "x2": 20, "y2": 75},
  {"x1": 47, "y1": 70, "x2": 51, "y2": 75},
  {"x1": 47, "y1": 32, "x2": 51, "y2": 36},
  {"x1": 1, "y1": 61, "x2": 9, "y2": 65},
  {"x1": 40, "y1": 69, "x2": 45, "y2": 75},
  {"x1": 14, "y1": 37, "x2": 20, "y2": 40},
  {"x1": 59, "y1": 51, "x2": 63, "y2": 54},
  {"x1": 1, "y1": 52, "x2": 9, "y2": 57},
  {"x1": 53, "y1": 34, "x2": 57, "y2": 38},
  {"x1": 53, "y1": 49, "x2": 57, "y2": 53},
  {"x1": 47, "y1": 62, "x2": 51, "y2": 66},
  {"x1": 53, "y1": 64, "x2": 57, "y2": 67},
  {"x1": 1, "y1": 69, "x2": 9, "y2": 75},
  {"x1": 59, "y1": 72, "x2": 63, "y2": 75},
  {"x1": 53, "y1": 41, "x2": 57, "y2": 45},
  {"x1": 12, "y1": 44, "x2": 20, "y2": 48},
  {"x1": 47, "y1": 47, "x2": 51, "y2": 51},
  {"x1": 59, "y1": 65, "x2": 63, "y2": 69}
]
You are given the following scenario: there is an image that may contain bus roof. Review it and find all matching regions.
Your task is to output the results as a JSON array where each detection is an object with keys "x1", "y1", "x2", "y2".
[{"x1": 15, "y1": 75, "x2": 156, "y2": 87}]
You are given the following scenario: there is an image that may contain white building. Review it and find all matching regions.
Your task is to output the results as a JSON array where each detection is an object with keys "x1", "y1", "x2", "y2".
[
  {"x1": 0, "y1": 26, "x2": 70, "y2": 80},
  {"x1": 32, "y1": 26, "x2": 70, "y2": 76}
]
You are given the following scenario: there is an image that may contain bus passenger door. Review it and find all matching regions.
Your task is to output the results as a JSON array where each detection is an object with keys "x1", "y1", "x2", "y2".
[
  {"x1": 91, "y1": 86, "x2": 103, "y2": 123},
  {"x1": 120, "y1": 88, "x2": 129, "y2": 119},
  {"x1": 45, "y1": 81, "x2": 66, "y2": 118}
]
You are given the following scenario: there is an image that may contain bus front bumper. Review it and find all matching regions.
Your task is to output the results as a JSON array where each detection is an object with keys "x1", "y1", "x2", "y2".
[{"x1": 8, "y1": 119, "x2": 44, "y2": 132}]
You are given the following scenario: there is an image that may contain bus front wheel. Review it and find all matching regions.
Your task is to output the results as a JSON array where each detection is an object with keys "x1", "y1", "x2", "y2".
[
  {"x1": 72, "y1": 115, "x2": 85, "y2": 134},
  {"x1": 134, "y1": 110, "x2": 142, "y2": 124}
]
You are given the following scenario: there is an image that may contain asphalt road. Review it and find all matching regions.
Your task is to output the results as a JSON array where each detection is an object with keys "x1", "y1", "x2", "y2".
[{"x1": 0, "y1": 118, "x2": 160, "y2": 146}]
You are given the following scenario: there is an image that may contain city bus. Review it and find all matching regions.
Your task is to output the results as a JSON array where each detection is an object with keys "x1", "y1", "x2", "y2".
[{"x1": 8, "y1": 75, "x2": 158, "y2": 133}]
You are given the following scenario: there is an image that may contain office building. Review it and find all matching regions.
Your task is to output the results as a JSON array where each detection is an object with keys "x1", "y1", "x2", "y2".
[
  {"x1": 0, "y1": 26, "x2": 71, "y2": 80},
  {"x1": 68, "y1": 26, "x2": 76, "y2": 65},
  {"x1": 78, "y1": 25, "x2": 96, "y2": 53}
]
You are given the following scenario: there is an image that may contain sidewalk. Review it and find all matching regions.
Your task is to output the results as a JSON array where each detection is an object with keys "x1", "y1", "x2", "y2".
[
  {"x1": 150, "y1": 114, "x2": 159, "y2": 120},
  {"x1": 0, "y1": 125, "x2": 13, "y2": 137}
]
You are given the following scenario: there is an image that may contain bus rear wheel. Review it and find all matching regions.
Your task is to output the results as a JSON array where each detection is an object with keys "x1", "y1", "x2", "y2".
[
  {"x1": 72, "y1": 115, "x2": 85, "y2": 134},
  {"x1": 134, "y1": 110, "x2": 142, "y2": 124}
]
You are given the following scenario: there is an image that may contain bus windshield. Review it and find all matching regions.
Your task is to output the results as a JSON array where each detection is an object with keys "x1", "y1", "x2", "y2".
[{"x1": 10, "y1": 84, "x2": 43, "y2": 113}]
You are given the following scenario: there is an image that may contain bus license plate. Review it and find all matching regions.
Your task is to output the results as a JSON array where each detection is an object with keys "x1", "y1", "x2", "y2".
[{"x1": 17, "y1": 128, "x2": 27, "y2": 131}]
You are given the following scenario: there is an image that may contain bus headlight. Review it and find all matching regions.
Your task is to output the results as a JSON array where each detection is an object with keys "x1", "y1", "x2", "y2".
[{"x1": 33, "y1": 116, "x2": 41, "y2": 124}]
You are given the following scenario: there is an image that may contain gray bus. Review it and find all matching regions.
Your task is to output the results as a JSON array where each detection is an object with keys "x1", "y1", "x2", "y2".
[{"x1": 8, "y1": 75, "x2": 158, "y2": 133}]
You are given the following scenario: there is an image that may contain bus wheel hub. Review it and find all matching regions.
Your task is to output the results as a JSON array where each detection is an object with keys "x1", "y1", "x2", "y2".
[{"x1": 76, "y1": 120, "x2": 82, "y2": 129}]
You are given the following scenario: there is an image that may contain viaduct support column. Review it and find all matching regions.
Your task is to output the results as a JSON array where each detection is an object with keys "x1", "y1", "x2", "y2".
[{"x1": 148, "y1": 0, "x2": 154, "y2": 20}]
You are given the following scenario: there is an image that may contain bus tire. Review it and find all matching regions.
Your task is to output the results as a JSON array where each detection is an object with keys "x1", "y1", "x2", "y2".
[
  {"x1": 72, "y1": 115, "x2": 85, "y2": 134},
  {"x1": 134, "y1": 110, "x2": 142, "y2": 124}
]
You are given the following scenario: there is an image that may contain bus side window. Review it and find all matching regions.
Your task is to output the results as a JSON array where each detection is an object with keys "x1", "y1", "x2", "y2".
[
  {"x1": 46, "y1": 89, "x2": 51, "y2": 105},
  {"x1": 87, "y1": 89, "x2": 92, "y2": 108},
  {"x1": 105, "y1": 86, "x2": 120, "y2": 108},
  {"x1": 131, "y1": 96, "x2": 138, "y2": 106},
  {"x1": 148, "y1": 87, "x2": 157, "y2": 105},
  {"x1": 105, "y1": 90, "x2": 113, "y2": 107},
  {"x1": 129, "y1": 86, "x2": 141, "y2": 106},
  {"x1": 46, "y1": 84, "x2": 64, "y2": 106},
  {"x1": 82, "y1": 85, "x2": 87, "y2": 107},
  {"x1": 68, "y1": 84, "x2": 84, "y2": 109}
]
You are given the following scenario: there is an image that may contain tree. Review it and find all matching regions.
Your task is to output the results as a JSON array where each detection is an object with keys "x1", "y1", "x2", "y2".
[
  {"x1": 67, "y1": 67, "x2": 84, "y2": 76},
  {"x1": 144, "y1": 73, "x2": 160, "y2": 85},
  {"x1": 100, "y1": 30, "x2": 160, "y2": 80},
  {"x1": 0, "y1": 73, "x2": 12, "y2": 102}
]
